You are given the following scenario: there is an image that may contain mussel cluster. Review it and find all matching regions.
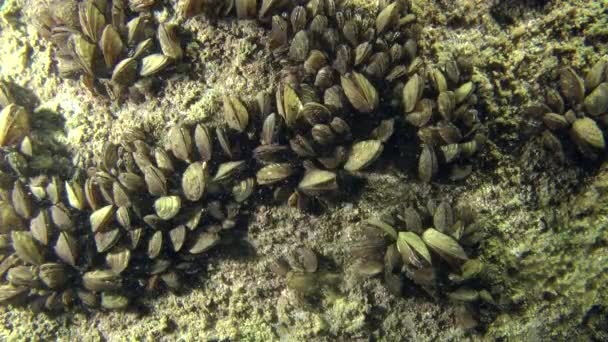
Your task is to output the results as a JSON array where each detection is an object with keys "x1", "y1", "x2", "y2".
[
  {"x1": 270, "y1": 247, "x2": 340, "y2": 297},
  {"x1": 0, "y1": 119, "x2": 258, "y2": 311},
  {"x1": 0, "y1": 0, "x2": 492, "y2": 313},
  {"x1": 208, "y1": 0, "x2": 485, "y2": 195},
  {"x1": 31, "y1": 0, "x2": 181, "y2": 100},
  {"x1": 524, "y1": 58, "x2": 608, "y2": 161},
  {"x1": 351, "y1": 200, "x2": 491, "y2": 306},
  {"x1": 403, "y1": 59, "x2": 486, "y2": 182}
]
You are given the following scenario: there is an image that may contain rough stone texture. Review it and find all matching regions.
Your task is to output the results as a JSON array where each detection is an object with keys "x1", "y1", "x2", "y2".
[{"x1": 0, "y1": 0, "x2": 607, "y2": 340}]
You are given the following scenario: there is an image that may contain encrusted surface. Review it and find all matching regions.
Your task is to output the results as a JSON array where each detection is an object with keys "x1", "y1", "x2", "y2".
[{"x1": 1, "y1": 0, "x2": 607, "y2": 340}]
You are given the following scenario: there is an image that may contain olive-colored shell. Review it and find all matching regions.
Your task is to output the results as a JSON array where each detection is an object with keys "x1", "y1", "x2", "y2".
[
  {"x1": 154, "y1": 196, "x2": 182, "y2": 220},
  {"x1": 101, "y1": 293, "x2": 129, "y2": 310},
  {"x1": 433, "y1": 201, "x2": 454, "y2": 233},
  {"x1": 118, "y1": 172, "x2": 145, "y2": 193},
  {"x1": 543, "y1": 113, "x2": 569, "y2": 131},
  {"x1": 455, "y1": 82, "x2": 475, "y2": 104},
  {"x1": 11, "y1": 181, "x2": 32, "y2": 219},
  {"x1": 585, "y1": 59, "x2": 607, "y2": 91},
  {"x1": 100, "y1": 25, "x2": 124, "y2": 69},
  {"x1": 0, "y1": 285, "x2": 28, "y2": 303},
  {"x1": 397, "y1": 232, "x2": 432, "y2": 268},
  {"x1": 111, "y1": 57, "x2": 138, "y2": 86},
  {"x1": 39, "y1": 263, "x2": 68, "y2": 289},
  {"x1": 140, "y1": 54, "x2": 170, "y2": 77},
  {"x1": 344, "y1": 140, "x2": 383, "y2": 172},
  {"x1": 143, "y1": 165, "x2": 168, "y2": 196},
  {"x1": 232, "y1": 178, "x2": 256, "y2": 203},
  {"x1": 90, "y1": 205, "x2": 116, "y2": 233},
  {"x1": 0, "y1": 104, "x2": 30, "y2": 147},
  {"x1": 269, "y1": 15, "x2": 288, "y2": 49},
  {"x1": 277, "y1": 84, "x2": 303, "y2": 128},
  {"x1": 584, "y1": 83, "x2": 608, "y2": 116},
  {"x1": 236, "y1": 0, "x2": 257, "y2": 18},
  {"x1": 182, "y1": 162, "x2": 207, "y2": 201},
  {"x1": 148, "y1": 230, "x2": 163, "y2": 259},
  {"x1": 7, "y1": 266, "x2": 40, "y2": 288},
  {"x1": 290, "y1": 135, "x2": 316, "y2": 158},
  {"x1": 438, "y1": 91, "x2": 456, "y2": 121},
  {"x1": 418, "y1": 145, "x2": 438, "y2": 183},
  {"x1": 50, "y1": 204, "x2": 75, "y2": 232},
  {"x1": 169, "y1": 225, "x2": 186, "y2": 252},
  {"x1": 376, "y1": 2, "x2": 399, "y2": 33},
  {"x1": 301, "y1": 102, "x2": 332, "y2": 126},
  {"x1": 298, "y1": 169, "x2": 338, "y2": 195},
  {"x1": 188, "y1": 232, "x2": 220, "y2": 254},
  {"x1": 194, "y1": 124, "x2": 213, "y2": 162},
  {"x1": 158, "y1": 23, "x2": 183, "y2": 60},
  {"x1": 341, "y1": 72, "x2": 378, "y2": 113},
  {"x1": 224, "y1": 96, "x2": 250, "y2": 132},
  {"x1": 289, "y1": 30, "x2": 310, "y2": 62},
  {"x1": 66, "y1": 180, "x2": 86, "y2": 210},
  {"x1": 402, "y1": 74, "x2": 424, "y2": 113},
  {"x1": 256, "y1": 163, "x2": 294, "y2": 185},
  {"x1": 571, "y1": 117, "x2": 605, "y2": 151},
  {"x1": 214, "y1": 160, "x2": 246, "y2": 182},
  {"x1": 168, "y1": 124, "x2": 192, "y2": 163},
  {"x1": 95, "y1": 228, "x2": 121, "y2": 253},
  {"x1": 79, "y1": 1, "x2": 105, "y2": 42},
  {"x1": 30, "y1": 210, "x2": 51, "y2": 246},
  {"x1": 11, "y1": 231, "x2": 44, "y2": 265},
  {"x1": 54, "y1": 232, "x2": 78, "y2": 267},
  {"x1": 311, "y1": 124, "x2": 336, "y2": 146},
  {"x1": 82, "y1": 270, "x2": 121, "y2": 292},
  {"x1": 560, "y1": 67, "x2": 585, "y2": 104},
  {"x1": 106, "y1": 247, "x2": 131, "y2": 274},
  {"x1": 422, "y1": 228, "x2": 468, "y2": 263},
  {"x1": 304, "y1": 50, "x2": 328, "y2": 75}
]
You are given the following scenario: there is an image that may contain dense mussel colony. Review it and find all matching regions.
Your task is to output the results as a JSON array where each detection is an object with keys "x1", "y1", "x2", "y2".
[
  {"x1": 31, "y1": 0, "x2": 182, "y2": 100},
  {"x1": 350, "y1": 200, "x2": 491, "y2": 307},
  {"x1": 0, "y1": 0, "x2": 494, "y2": 313},
  {"x1": 524, "y1": 58, "x2": 608, "y2": 161}
]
